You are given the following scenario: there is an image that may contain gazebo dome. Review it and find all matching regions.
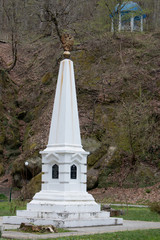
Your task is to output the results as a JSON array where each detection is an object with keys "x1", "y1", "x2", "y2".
[
  {"x1": 114, "y1": 1, "x2": 146, "y2": 20},
  {"x1": 117, "y1": 2, "x2": 142, "y2": 13}
]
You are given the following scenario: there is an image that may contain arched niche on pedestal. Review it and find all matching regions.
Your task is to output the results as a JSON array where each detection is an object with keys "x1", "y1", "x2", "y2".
[
  {"x1": 70, "y1": 164, "x2": 77, "y2": 179},
  {"x1": 52, "y1": 164, "x2": 59, "y2": 179}
]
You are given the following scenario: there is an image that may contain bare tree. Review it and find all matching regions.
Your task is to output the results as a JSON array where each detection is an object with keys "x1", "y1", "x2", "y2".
[
  {"x1": 97, "y1": 0, "x2": 129, "y2": 37},
  {"x1": 34, "y1": 0, "x2": 97, "y2": 43},
  {"x1": 1, "y1": 0, "x2": 18, "y2": 72}
]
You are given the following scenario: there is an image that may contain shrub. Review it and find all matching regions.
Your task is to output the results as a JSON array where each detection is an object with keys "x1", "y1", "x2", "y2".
[
  {"x1": 0, "y1": 193, "x2": 7, "y2": 200},
  {"x1": 146, "y1": 189, "x2": 151, "y2": 194},
  {"x1": 149, "y1": 202, "x2": 160, "y2": 214}
]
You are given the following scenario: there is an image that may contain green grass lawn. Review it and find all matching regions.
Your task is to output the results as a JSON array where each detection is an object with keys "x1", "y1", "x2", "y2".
[
  {"x1": 111, "y1": 205, "x2": 160, "y2": 222},
  {"x1": 0, "y1": 194, "x2": 7, "y2": 201},
  {"x1": 1, "y1": 229, "x2": 160, "y2": 240},
  {"x1": 0, "y1": 200, "x2": 27, "y2": 216},
  {"x1": 50, "y1": 229, "x2": 160, "y2": 240}
]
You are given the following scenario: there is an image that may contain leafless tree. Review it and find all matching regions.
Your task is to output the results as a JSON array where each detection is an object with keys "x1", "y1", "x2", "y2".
[{"x1": 1, "y1": 0, "x2": 18, "y2": 72}]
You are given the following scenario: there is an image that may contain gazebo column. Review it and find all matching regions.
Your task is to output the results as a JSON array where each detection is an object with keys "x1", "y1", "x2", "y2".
[
  {"x1": 140, "y1": 15, "x2": 143, "y2": 32},
  {"x1": 118, "y1": 13, "x2": 122, "y2": 31},
  {"x1": 130, "y1": 14, "x2": 134, "y2": 32},
  {"x1": 111, "y1": 18, "x2": 114, "y2": 32}
]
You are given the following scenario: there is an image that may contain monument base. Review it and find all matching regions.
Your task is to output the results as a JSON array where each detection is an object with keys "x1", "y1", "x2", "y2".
[
  {"x1": 3, "y1": 190, "x2": 123, "y2": 228},
  {"x1": 3, "y1": 215, "x2": 123, "y2": 228}
]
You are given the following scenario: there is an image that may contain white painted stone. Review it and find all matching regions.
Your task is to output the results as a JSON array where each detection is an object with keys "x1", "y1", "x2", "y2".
[
  {"x1": 42, "y1": 164, "x2": 49, "y2": 172},
  {"x1": 80, "y1": 164, "x2": 87, "y2": 173},
  {"x1": 16, "y1": 210, "x2": 110, "y2": 219},
  {"x1": 3, "y1": 55, "x2": 123, "y2": 227},
  {"x1": 80, "y1": 173, "x2": 87, "y2": 182},
  {"x1": 46, "y1": 59, "x2": 83, "y2": 152},
  {"x1": 3, "y1": 216, "x2": 123, "y2": 228},
  {"x1": 27, "y1": 203, "x2": 101, "y2": 213}
]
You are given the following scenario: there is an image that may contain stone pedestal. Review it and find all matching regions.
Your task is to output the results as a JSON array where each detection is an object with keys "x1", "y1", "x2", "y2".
[{"x1": 3, "y1": 56, "x2": 123, "y2": 228}]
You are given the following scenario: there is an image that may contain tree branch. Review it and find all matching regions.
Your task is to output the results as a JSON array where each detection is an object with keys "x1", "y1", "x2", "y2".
[{"x1": 45, "y1": 9, "x2": 62, "y2": 44}]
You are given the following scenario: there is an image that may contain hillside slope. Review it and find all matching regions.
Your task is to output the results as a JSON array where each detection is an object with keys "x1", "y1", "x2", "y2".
[{"x1": 0, "y1": 32, "x2": 160, "y2": 199}]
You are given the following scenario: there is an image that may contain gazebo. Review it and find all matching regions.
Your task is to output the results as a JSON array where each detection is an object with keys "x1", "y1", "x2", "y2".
[{"x1": 111, "y1": 1, "x2": 146, "y2": 32}]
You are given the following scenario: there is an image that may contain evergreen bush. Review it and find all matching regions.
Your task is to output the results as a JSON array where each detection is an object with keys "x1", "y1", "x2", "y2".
[{"x1": 149, "y1": 202, "x2": 160, "y2": 215}]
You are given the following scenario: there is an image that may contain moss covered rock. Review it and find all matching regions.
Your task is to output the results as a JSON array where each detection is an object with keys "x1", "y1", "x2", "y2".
[
  {"x1": 22, "y1": 173, "x2": 42, "y2": 199},
  {"x1": 24, "y1": 157, "x2": 42, "y2": 177},
  {"x1": 0, "y1": 69, "x2": 20, "y2": 162},
  {"x1": 87, "y1": 168, "x2": 99, "y2": 190},
  {"x1": 41, "y1": 72, "x2": 52, "y2": 85},
  {"x1": 87, "y1": 144, "x2": 108, "y2": 167},
  {"x1": 13, "y1": 173, "x2": 23, "y2": 188}
]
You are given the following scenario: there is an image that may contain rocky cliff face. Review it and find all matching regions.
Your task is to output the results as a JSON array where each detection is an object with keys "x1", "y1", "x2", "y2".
[
  {"x1": 0, "y1": 32, "x2": 160, "y2": 197},
  {"x1": 0, "y1": 70, "x2": 20, "y2": 170}
]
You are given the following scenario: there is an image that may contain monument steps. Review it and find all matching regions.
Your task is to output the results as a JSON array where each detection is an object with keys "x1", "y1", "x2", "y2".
[
  {"x1": 26, "y1": 202, "x2": 101, "y2": 213},
  {"x1": 3, "y1": 215, "x2": 123, "y2": 228},
  {"x1": 16, "y1": 210, "x2": 110, "y2": 219}
]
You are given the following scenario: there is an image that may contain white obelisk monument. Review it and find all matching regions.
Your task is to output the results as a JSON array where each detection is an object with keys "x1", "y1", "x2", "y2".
[{"x1": 3, "y1": 39, "x2": 123, "y2": 227}]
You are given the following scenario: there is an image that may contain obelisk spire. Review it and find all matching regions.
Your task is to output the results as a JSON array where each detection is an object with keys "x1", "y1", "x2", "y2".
[{"x1": 46, "y1": 34, "x2": 83, "y2": 152}]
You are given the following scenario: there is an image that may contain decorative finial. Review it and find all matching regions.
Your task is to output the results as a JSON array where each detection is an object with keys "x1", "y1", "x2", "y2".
[
  {"x1": 61, "y1": 33, "x2": 74, "y2": 58},
  {"x1": 63, "y1": 51, "x2": 71, "y2": 58}
]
